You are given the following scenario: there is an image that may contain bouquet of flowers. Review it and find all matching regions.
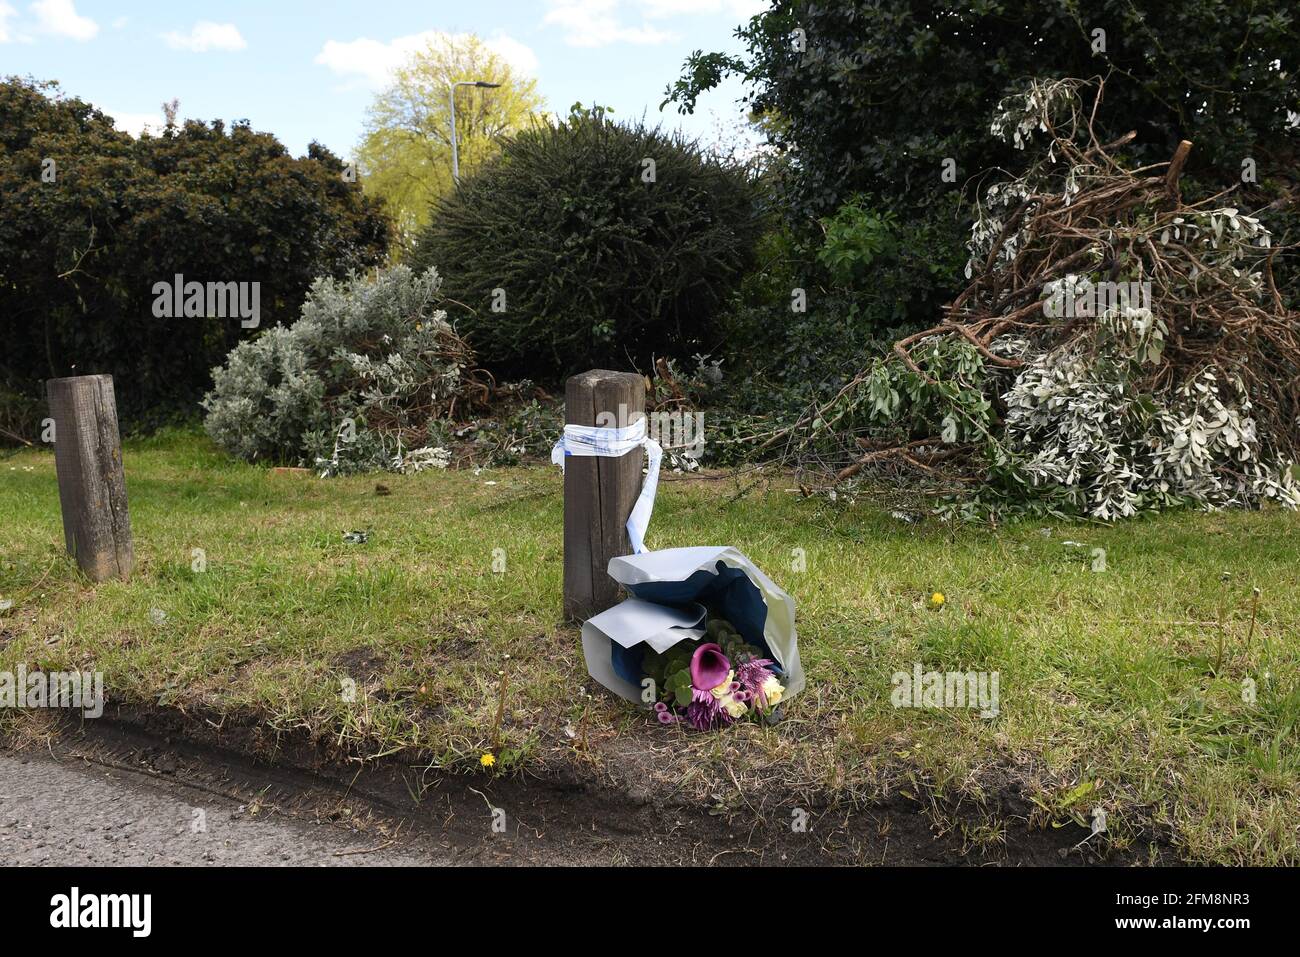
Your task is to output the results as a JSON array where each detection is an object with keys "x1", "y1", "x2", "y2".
[
  {"x1": 641, "y1": 617, "x2": 785, "y2": 730},
  {"x1": 578, "y1": 547, "x2": 805, "y2": 726}
]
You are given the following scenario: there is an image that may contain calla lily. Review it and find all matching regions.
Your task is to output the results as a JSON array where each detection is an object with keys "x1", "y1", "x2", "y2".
[{"x1": 690, "y1": 642, "x2": 731, "y2": 691}]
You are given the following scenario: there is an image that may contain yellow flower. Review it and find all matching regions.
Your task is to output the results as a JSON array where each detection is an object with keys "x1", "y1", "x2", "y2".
[
  {"x1": 761, "y1": 674, "x2": 785, "y2": 708},
  {"x1": 710, "y1": 670, "x2": 737, "y2": 699},
  {"x1": 480, "y1": 752, "x2": 496, "y2": 768},
  {"x1": 720, "y1": 696, "x2": 748, "y2": 719},
  {"x1": 930, "y1": 591, "x2": 946, "y2": 609}
]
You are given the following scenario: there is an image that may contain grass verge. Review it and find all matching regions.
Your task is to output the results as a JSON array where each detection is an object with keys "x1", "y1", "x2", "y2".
[{"x1": 1, "y1": 428, "x2": 1297, "y2": 863}]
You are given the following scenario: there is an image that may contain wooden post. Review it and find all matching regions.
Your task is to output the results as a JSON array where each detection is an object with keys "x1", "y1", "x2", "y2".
[
  {"x1": 563, "y1": 369, "x2": 645, "y2": 621},
  {"x1": 46, "y1": 374, "x2": 134, "y2": 582}
]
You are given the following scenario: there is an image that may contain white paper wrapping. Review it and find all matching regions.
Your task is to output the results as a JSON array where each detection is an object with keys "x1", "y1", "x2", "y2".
[{"x1": 581, "y1": 546, "x2": 804, "y2": 707}]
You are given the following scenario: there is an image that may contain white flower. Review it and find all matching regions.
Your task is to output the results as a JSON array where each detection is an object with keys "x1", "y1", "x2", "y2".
[{"x1": 761, "y1": 674, "x2": 785, "y2": 708}]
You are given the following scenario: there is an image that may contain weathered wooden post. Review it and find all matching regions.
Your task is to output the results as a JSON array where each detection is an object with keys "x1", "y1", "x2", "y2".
[
  {"x1": 46, "y1": 374, "x2": 134, "y2": 582},
  {"x1": 562, "y1": 369, "x2": 645, "y2": 621}
]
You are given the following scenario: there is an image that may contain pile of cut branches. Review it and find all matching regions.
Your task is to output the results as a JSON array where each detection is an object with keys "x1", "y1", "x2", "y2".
[{"x1": 781, "y1": 78, "x2": 1300, "y2": 519}]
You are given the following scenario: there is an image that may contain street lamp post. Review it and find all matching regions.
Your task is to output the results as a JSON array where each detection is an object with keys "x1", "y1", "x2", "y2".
[{"x1": 449, "y1": 80, "x2": 501, "y2": 184}]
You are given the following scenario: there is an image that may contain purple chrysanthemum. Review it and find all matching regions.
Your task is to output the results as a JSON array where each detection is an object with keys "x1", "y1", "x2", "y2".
[
  {"x1": 685, "y1": 700, "x2": 716, "y2": 731},
  {"x1": 736, "y1": 659, "x2": 776, "y2": 707},
  {"x1": 687, "y1": 686, "x2": 731, "y2": 731}
]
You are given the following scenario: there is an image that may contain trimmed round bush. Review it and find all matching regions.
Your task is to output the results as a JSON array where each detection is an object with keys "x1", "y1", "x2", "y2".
[{"x1": 410, "y1": 113, "x2": 763, "y2": 379}]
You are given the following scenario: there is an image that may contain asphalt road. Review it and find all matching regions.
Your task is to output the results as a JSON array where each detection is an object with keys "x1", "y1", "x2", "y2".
[{"x1": 0, "y1": 749, "x2": 443, "y2": 866}]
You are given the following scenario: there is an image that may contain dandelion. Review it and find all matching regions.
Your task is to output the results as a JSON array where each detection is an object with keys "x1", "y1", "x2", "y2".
[
  {"x1": 930, "y1": 591, "x2": 946, "y2": 609},
  {"x1": 480, "y1": 752, "x2": 496, "y2": 768}
]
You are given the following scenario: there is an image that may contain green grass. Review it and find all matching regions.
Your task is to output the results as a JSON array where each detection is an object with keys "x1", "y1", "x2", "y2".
[{"x1": 2, "y1": 428, "x2": 1298, "y2": 863}]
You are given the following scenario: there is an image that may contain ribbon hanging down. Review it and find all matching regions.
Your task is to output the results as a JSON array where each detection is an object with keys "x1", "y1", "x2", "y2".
[{"x1": 550, "y1": 417, "x2": 662, "y2": 555}]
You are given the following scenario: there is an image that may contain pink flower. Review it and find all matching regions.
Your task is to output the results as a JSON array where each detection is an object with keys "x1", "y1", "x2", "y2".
[{"x1": 653, "y1": 701, "x2": 680, "y2": 724}]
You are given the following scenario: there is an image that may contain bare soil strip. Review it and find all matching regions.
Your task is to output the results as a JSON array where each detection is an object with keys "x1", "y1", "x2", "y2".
[{"x1": 3, "y1": 707, "x2": 1167, "y2": 866}]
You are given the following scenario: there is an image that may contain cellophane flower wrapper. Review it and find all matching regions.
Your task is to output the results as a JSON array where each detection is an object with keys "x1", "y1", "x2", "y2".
[{"x1": 580, "y1": 546, "x2": 804, "y2": 727}]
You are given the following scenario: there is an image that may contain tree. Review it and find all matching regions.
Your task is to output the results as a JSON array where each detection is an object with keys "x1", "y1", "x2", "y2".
[
  {"x1": 666, "y1": 1, "x2": 1300, "y2": 224},
  {"x1": 355, "y1": 34, "x2": 544, "y2": 244},
  {"x1": 660, "y1": 0, "x2": 1300, "y2": 358},
  {"x1": 0, "y1": 77, "x2": 393, "y2": 434}
]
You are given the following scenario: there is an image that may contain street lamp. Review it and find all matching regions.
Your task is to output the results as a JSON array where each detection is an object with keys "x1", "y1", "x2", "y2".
[{"x1": 449, "y1": 80, "x2": 501, "y2": 184}]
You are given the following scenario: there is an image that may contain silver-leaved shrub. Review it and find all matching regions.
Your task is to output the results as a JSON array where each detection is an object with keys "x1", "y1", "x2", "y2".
[
  {"x1": 202, "y1": 264, "x2": 475, "y2": 474},
  {"x1": 999, "y1": 337, "x2": 1300, "y2": 520}
]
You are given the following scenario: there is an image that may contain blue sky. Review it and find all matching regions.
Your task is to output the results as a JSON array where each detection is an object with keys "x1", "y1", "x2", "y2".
[{"x1": 0, "y1": 0, "x2": 763, "y2": 157}]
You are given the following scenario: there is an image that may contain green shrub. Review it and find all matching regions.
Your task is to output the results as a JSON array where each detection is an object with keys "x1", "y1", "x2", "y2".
[
  {"x1": 202, "y1": 265, "x2": 475, "y2": 474},
  {"x1": 715, "y1": 195, "x2": 968, "y2": 418},
  {"x1": 410, "y1": 109, "x2": 763, "y2": 379},
  {"x1": 0, "y1": 78, "x2": 392, "y2": 439},
  {"x1": 816, "y1": 200, "x2": 897, "y2": 286}
]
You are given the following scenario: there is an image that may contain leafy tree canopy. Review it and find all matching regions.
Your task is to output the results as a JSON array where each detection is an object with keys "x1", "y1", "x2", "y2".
[
  {"x1": 665, "y1": 0, "x2": 1300, "y2": 223},
  {"x1": 0, "y1": 77, "x2": 392, "y2": 431},
  {"x1": 355, "y1": 34, "x2": 545, "y2": 245}
]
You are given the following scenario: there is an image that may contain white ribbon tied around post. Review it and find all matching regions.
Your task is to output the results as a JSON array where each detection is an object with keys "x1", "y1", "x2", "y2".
[{"x1": 550, "y1": 417, "x2": 663, "y2": 555}]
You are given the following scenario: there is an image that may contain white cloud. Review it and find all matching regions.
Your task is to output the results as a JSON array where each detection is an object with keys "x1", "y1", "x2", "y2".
[
  {"x1": 105, "y1": 108, "x2": 163, "y2": 138},
  {"x1": 30, "y1": 0, "x2": 98, "y2": 41},
  {"x1": 543, "y1": 0, "x2": 675, "y2": 48},
  {"x1": 163, "y1": 21, "x2": 246, "y2": 53},
  {"x1": 541, "y1": 0, "x2": 761, "y2": 46},
  {"x1": 314, "y1": 37, "x2": 399, "y2": 88},
  {"x1": 485, "y1": 35, "x2": 540, "y2": 76},
  {"x1": 315, "y1": 30, "x2": 539, "y2": 90},
  {"x1": 0, "y1": 2, "x2": 19, "y2": 43}
]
